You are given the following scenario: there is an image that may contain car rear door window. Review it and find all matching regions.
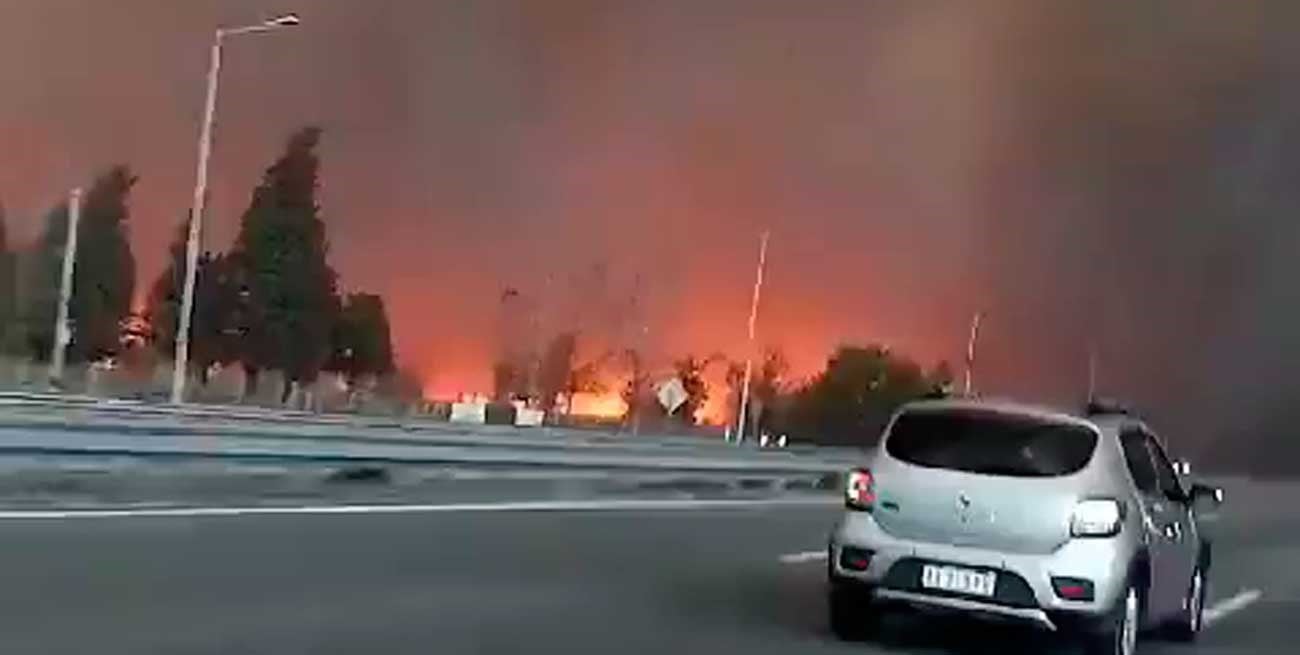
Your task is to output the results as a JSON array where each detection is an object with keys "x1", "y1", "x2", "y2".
[
  {"x1": 1143, "y1": 434, "x2": 1184, "y2": 500},
  {"x1": 1120, "y1": 429, "x2": 1159, "y2": 494},
  {"x1": 884, "y1": 409, "x2": 1098, "y2": 477}
]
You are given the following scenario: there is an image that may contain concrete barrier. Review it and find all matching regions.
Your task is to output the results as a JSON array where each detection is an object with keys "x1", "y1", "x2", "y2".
[
  {"x1": 448, "y1": 402, "x2": 487, "y2": 425},
  {"x1": 515, "y1": 408, "x2": 544, "y2": 427}
]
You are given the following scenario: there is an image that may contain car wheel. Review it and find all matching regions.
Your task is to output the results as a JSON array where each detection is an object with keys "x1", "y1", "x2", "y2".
[
  {"x1": 1166, "y1": 565, "x2": 1206, "y2": 642},
  {"x1": 1082, "y1": 581, "x2": 1141, "y2": 655},
  {"x1": 828, "y1": 578, "x2": 875, "y2": 641}
]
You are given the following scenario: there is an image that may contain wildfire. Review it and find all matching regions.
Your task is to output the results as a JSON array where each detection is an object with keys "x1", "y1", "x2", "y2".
[
  {"x1": 695, "y1": 393, "x2": 730, "y2": 426},
  {"x1": 568, "y1": 391, "x2": 628, "y2": 419},
  {"x1": 418, "y1": 366, "x2": 736, "y2": 426},
  {"x1": 421, "y1": 378, "x2": 477, "y2": 403}
]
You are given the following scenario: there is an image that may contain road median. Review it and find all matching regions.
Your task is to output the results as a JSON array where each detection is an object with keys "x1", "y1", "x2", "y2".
[{"x1": 0, "y1": 453, "x2": 840, "y2": 512}]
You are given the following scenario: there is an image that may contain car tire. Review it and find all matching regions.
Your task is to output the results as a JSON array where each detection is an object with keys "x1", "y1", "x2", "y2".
[
  {"x1": 828, "y1": 578, "x2": 875, "y2": 641},
  {"x1": 1081, "y1": 580, "x2": 1142, "y2": 655},
  {"x1": 1165, "y1": 564, "x2": 1206, "y2": 642}
]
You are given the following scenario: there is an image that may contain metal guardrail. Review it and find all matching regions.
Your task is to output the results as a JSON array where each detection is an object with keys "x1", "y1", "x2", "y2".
[{"x1": 0, "y1": 392, "x2": 863, "y2": 476}]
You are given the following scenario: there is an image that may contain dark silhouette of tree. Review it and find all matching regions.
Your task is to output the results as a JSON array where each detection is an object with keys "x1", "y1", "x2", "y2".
[
  {"x1": 145, "y1": 218, "x2": 189, "y2": 356},
  {"x1": 23, "y1": 166, "x2": 137, "y2": 362},
  {"x1": 537, "y1": 332, "x2": 577, "y2": 411},
  {"x1": 779, "y1": 344, "x2": 931, "y2": 446},
  {"x1": 725, "y1": 347, "x2": 790, "y2": 434},
  {"x1": 375, "y1": 366, "x2": 424, "y2": 405},
  {"x1": 755, "y1": 347, "x2": 789, "y2": 401},
  {"x1": 0, "y1": 202, "x2": 14, "y2": 348},
  {"x1": 229, "y1": 127, "x2": 340, "y2": 400},
  {"x1": 672, "y1": 354, "x2": 712, "y2": 424},
  {"x1": 493, "y1": 359, "x2": 525, "y2": 401},
  {"x1": 620, "y1": 348, "x2": 648, "y2": 426},
  {"x1": 327, "y1": 292, "x2": 395, "y2": 389},
  {"x1": 753, "y1": 347, "x2": 790, "y2": 433},
  {"x1": 146, "y1": 219, "x2": 249, "y2": 383}
]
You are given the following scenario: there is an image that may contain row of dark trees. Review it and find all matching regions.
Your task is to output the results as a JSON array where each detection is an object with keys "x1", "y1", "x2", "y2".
[
  {"x1": 775, "y1": 345, "x2": 953, "y2": 446},
  {"x1": 0, "y1": 167, "x2": 138, "y2": 362},
  {"x1": 492, "y1": 327, "x2": 951, "y2": 446},
  {"x1": 0, "y1": 127, "x2": 396, "y2": 401}
]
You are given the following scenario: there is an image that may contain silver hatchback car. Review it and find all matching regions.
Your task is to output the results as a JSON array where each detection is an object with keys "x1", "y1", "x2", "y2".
[{"x1": 827, "y1": 399, "x2": 1224, "y2": 655}]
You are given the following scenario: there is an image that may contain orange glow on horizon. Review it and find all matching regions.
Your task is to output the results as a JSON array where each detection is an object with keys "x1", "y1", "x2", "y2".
[{"x1": 422, "y1": 378, "x2": 482, "y2": 403}]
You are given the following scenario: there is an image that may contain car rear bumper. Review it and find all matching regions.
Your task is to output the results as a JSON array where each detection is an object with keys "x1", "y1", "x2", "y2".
[
  {"x1": 873, "y1": 588, "x2": 1058, "y2": 631},
  {"x1": 829, "y1": 510, "x2": 1135, "y2": 624}
]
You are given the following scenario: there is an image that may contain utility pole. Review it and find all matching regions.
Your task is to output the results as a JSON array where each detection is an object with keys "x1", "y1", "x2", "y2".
[
  {"x1": 963, "y1": 311, "x2": 983, "y2": 396},
  {"x1": 49, "y1": 187, "x2": 82, "y2": 388},
  {"x1": 735, "y1": 230, "x2": 770, "y2": 444}
]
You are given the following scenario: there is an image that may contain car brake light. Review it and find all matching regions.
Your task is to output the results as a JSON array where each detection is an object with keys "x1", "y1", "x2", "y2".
[
  {"x1": 1051, "y1": 577, "x2": 1096, "y2": 601},
  {"x1": 1070, "y1": 498, "x2": 1124, "y2": 537},
  {"x1": 845, "y1": 469, "x2": 875, "y2": 511},
  {"x1": 838, "y1": 546, "x2": 873, "y2": 571}
]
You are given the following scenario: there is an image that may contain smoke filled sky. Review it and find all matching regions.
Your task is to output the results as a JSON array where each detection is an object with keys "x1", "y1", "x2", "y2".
[{"x1": 3, "y1": 1, "x2": 1300, "y2": 456}]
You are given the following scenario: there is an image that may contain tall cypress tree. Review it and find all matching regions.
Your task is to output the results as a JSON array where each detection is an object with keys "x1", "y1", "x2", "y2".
[
  {"x1": 327, "y1": 292, "x2": 395, "y2": 389},
  {"x1": 24, "y1": 166, "x2": 137, "y2": 362},
  {"x1": 230, "y1": 127, "x2": 340, "y2": 398}
]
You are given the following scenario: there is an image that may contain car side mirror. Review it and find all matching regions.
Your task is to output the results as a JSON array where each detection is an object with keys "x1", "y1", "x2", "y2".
[{"x1": 1188, "y1": 482, "x2": 1224, "y2": 506}]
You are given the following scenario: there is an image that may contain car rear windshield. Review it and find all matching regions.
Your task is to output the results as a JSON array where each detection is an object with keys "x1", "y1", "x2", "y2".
[{"x1": 884, "y1": 409, "x2": 1098, "y2": 477}]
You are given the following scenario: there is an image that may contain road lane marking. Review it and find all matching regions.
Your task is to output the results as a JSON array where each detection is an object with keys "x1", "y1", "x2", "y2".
[
  {"x1": 0, "y1": 497, "x2": 835, "y2": 521},
  {"x1": 1203, "y1": 588, "x2": 1262, "y2": 626},
  {"x1": 779, "y1": 550, "x2": 828, "y2": 564}
]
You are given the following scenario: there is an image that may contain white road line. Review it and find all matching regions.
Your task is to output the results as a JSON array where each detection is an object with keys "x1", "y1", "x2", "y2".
[
  {"x1": 1204, "y1": 589, "x2": 1263, "y2": 626},
  {"x1": 0, "y1": 497, "x2": 834, "y2": 521},
  {"x1": 779, "y1": 550, "x2": 828, "y2": 564}
]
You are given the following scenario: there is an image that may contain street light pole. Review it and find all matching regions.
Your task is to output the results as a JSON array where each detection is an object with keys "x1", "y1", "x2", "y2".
[
  {"x1": 963, "y1": 311, "x2": 983, "y2": 396},
  {"x1": 170, "y1": 31, "x2": 222, "y2": 405},
  {"x1": 734, "y1": 230, "x2": 770, "y2": 444},
  {"x1": 170, "y1": 15, "x2": 299, "y2": 405},
  {"x1": 48, "y1": 187, "x2": 82, "y2": 388}
]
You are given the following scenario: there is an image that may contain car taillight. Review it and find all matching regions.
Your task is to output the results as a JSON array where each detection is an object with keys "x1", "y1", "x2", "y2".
[
  {"x1": 838, "y1": 546, "x2": 873, "y2": 571},
  {"x1": 1070, "y1": 498, "x2": 1124, "y2": 537},
  {"x1": 845, "y1": 468, "x2": 875, "y2": 511},
  {"x1": 1051, "y1": 577, "x2": 1096, "y2": 601}
]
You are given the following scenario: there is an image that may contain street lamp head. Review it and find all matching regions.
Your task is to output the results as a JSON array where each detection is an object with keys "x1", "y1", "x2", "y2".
[{"x1": 265, "y1": 13, "x2": 300, "y2": 27}]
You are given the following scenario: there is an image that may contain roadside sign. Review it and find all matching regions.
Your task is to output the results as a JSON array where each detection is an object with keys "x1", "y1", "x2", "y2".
[{"x1": 656, "y1": 377, "x2": 688, "y2": 414}]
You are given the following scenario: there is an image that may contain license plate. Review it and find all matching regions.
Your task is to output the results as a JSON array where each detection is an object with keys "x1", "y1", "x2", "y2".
[{"x1": 920, "y1": 564, "x2": 997, "y2": 597}]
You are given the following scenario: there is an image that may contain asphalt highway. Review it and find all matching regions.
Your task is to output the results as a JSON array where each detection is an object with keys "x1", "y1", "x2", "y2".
[{"x1": 0, "y1": 481, "x2": 1289, "y2": 655}]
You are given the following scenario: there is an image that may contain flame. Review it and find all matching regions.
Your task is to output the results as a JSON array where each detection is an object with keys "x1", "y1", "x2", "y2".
[
  {"x1": 422, "y1": 378, "x2": 480, "y2": 403},
  {"x1": 695, "y1": 393, "x2": 731, "y2": 426},
  {"x1": 568, "y1": 391, "x2": 628, "y2": 419}
]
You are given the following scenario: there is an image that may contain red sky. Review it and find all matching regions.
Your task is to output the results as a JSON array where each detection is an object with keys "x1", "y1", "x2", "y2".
[
  {"x1": 3, "y1": 1, "x2": 1299, "y2": 449},
  {"x1": 0, "y1": 0, "x2": 987, "y2": 391}
]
